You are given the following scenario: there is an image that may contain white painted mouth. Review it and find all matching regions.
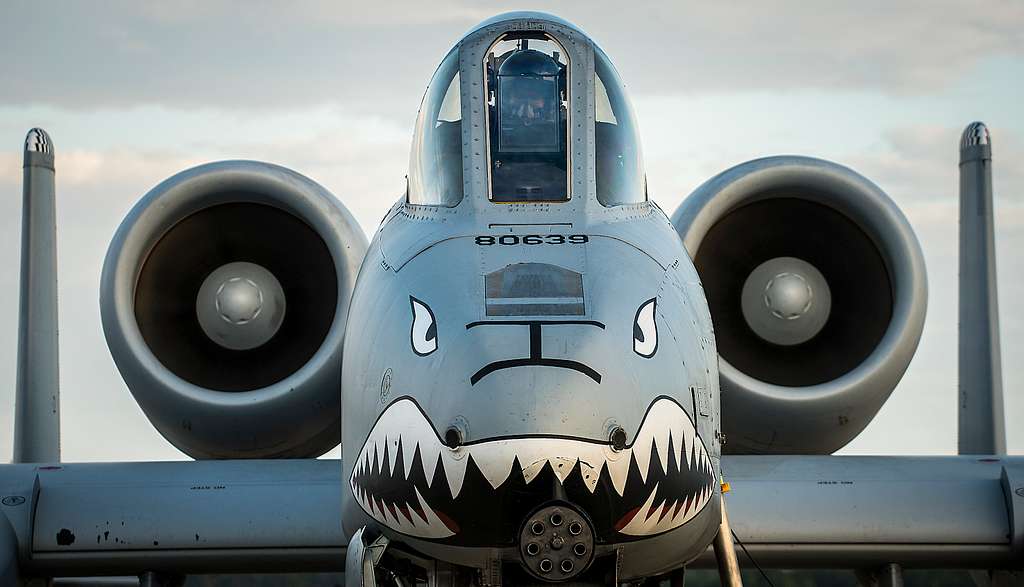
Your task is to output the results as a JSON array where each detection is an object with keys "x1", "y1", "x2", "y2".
[{"x1": 350, "y1": 396, "x2": 715, "y2": 540}]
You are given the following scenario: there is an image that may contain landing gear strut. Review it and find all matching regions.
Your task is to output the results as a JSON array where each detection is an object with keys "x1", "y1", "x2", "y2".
[{"x1": 346, "y1": 526, "x2": 391, "y2": 587}]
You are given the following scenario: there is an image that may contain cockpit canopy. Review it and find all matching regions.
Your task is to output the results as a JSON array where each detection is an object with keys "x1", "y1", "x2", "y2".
[
  {"x1": 407, "y1": 15, "x2": 645, "y2": 208},
  {"x1": 489, "y1": 36, "x2": 568, "y2": 202}
]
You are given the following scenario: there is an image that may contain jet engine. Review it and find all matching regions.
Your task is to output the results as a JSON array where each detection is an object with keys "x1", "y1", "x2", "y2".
[
  {"x1": 671, "y1": 156, "x2": 927, "y2": 454},
  {"x1": 100, "y1": 161, "x2": 368, "y2": 459}
]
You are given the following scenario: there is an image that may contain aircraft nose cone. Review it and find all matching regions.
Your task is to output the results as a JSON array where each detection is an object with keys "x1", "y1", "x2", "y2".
[
  {"x1": 196, "y1": 261, "x2": 286, "y2": 350},
  {"x1": 741, "y1": 256, "x2": 831, "y2": 346}
]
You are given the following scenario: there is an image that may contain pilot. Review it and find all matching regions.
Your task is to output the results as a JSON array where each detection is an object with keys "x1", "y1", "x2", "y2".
[
  {"x1": 490, "y1": 46, "x2": 567, "y2": 201},
  {"x1": 507, "y1": 84, "x2": 550, "y2": 126}
]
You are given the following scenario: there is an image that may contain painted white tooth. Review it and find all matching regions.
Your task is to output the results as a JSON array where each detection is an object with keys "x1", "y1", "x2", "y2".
[
  {"x1": 652, "y1": 499, "x2": 682, "y2": 534},
  {"x1": 549, "y1": 456, "x2": 577, "y2": 483},
  {"x1": 365, "y1": 399, "x2": 440, "y2": 484},
  {"x1": 606, "y1": 451, "x2": 631, "y2": 497},
  {"x1": 670, "y1": 422, "x2": 681, "y2": 472},
  {"x1": 380, "y1": 500, "x2": 400, "y2": 529},
  {"x1": 439, "y1": 449, "x2": 469, "y2": 499},
  {"x1": 678, "y1": 420, "x2": 689, "y2": 471},
  {"x1": 473, "y1": 441, "x2": 516, "y2": 490},
  {"x1": 388, "y1": 436, "x2": 401, "y2": 477},
  {"x1": 633, "y1": 425, "x2": 655, "y2": 483},
  {"x1": 618, "y1": 483, "x2": 661, "y2": 536},
  {"x1": 514, "y1": 440, "x2": 553, "y2": 485},
  {"x1": 672, "y1": 495, "x2": 691, "y2": 525},
  {"x1": 402, "y1": 440, "x2": 416, "y2": 480},
  {"x1": 350, "y1": 482, "x2": 362, "y2": 510},
  {"x1": 380, "y1": 437, "x2": 393, "y2": 476},
  {"x1": 401, "y1": 502, "x2": 419, "y2": 530},
  {"x1": 419, "y1": 438, "x2": 441, "y2": 487},
  {"x1": 663, "y1": 499, "x2": 678, "y2": 522},
  {"x1": 578, "y1": 459, "x2": 601, "y2": 493},
  {"x1": 388, "y1": 502, "x2": 417, "y2": 534},
  {"x1": 656, "y1": 428, "x2": 670, "y2": 474},
  {"x1": 521, "y1": 459, "x2": 547, "y2": 485},
  {"x1": 683, "y1": 421, "x2": 695, "y2": 470},
  {"x1": 414, "y1": 486, "x2": 455, "y2": 539}
]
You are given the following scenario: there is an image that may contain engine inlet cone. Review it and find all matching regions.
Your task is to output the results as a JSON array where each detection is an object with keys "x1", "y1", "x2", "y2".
[{"x1": 519, "y1": 503, "x2": 594, "y2": 582}]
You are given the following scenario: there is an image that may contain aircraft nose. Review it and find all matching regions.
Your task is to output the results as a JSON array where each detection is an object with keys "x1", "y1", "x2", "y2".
[
  {"x1": 451, "y1": 319, "x2": 618, "y2": 442},
  {"x1": 466, "y1": 319, "x2": 605, "y2": 386}
]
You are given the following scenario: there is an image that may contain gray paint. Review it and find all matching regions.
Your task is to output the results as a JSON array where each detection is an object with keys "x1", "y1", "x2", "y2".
[
  {"x1": 958, "y1": 122, "x2": 1006, "y2": 455},
  {"x1": 688, "y1": 455, "x2": 1024, "y2": 569},
  {"x1": 13, "y1": 128, "x2": 61, "y2": 464},
  {"x1": 99, "y1": 161, "x2": 368, "y2": 459},
  {"x1": 342, "y1": 13, "x2": 722, "y2": 580},
  {"x1": 2, "y1": 457, "x2": 1022, "y2": 576},
  {"x1": 7, "y1": 460, "x2": 343, "y2": 576},
  {"x1": 670, "y1": 156, "x2": 928, "y2": 455},
  {"x1": 0, "y1": 512, "x2": 18, "y2": 584},
  {"x1": 0, "y1": 11, "x2": 1017, "y2": 583}
]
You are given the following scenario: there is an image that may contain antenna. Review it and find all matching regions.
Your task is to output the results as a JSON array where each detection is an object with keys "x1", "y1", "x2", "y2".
[
  {"x1": 957, "y1": 121, "x2": 1005, "y2": 455},
  {"x1": 12, "y1": 128, "x2": 61, "y2": 463}
]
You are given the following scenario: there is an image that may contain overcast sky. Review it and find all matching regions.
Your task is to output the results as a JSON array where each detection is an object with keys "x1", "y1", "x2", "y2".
[{"x1": 0, "y1": 1, "x2": 1021, "y2": 462}]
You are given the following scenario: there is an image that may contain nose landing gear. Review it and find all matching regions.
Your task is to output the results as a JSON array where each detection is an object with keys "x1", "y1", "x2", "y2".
[{"x1": 518, "y1": 503, "x2": 594, "y2": 582}]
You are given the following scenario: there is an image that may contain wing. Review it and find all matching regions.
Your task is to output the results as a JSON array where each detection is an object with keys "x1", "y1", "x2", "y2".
[
  {"x1": 3, "y1": 455, "x2": 1022, "y2": 577},
  {"x1": 688, "y1": 455, "x2": 1024, "y2": 569},
  {"x1": 0, "y1": 460, "x2": 345, "y2": 577}
]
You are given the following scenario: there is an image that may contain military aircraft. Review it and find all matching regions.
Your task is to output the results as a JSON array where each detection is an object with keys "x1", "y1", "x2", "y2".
[{"x1": 2, "y1": 11, "x2": 1020, "y2": 587}]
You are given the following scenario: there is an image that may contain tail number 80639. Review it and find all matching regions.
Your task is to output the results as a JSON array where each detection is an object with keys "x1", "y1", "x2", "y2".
[{"x1": 475, "y1": 234, "x2": 589, "y2": 246}]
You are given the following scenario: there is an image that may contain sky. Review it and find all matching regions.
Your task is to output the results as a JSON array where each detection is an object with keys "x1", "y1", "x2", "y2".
[{"x1": 0, "y1": 1, "x2": 1022, "y2": 462}]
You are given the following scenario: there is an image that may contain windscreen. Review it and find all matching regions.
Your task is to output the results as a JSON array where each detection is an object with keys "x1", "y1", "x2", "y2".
[
  {"x1": 407, "y1": 48, "x2": 464, "y2": 207},
  {"x1": 486, "y1": 35, "x2": 569, "y2": 203},
  {"x1": 594, "y1": 48, "x2": 646, "y2": 206}
]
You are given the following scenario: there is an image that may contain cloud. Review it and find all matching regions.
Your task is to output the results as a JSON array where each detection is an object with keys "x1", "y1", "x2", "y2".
[
  {"x1": 1, "y1": 1, "x2": 1020, "y2": 112},
  {"x1": 849, "y1": 124, "x2": 1024, "y2": 213},
  {"x1": 0, "y1": 118, "x2": 409, "y2": 462},
  {"x1": 1, "y1": 2, "x2": 1021, "y2": 461}
]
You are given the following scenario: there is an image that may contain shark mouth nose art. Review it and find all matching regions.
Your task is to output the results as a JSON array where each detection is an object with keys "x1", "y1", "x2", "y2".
[{"x1": 350, "y1": 396, "x2": 716, "y2": 546}]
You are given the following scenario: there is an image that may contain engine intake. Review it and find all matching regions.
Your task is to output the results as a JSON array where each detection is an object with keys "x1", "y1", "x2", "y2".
[
  {"x1": 101, "y1": 161, "x2": 367, "y2": 459},
  {"x1": 671, "y1": 156, "x2": 927, "y2": 454}
]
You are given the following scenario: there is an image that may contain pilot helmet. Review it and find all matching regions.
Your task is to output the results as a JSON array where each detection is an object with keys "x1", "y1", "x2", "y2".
[{"x1": 493, "y1": 48, "x2": 565, "y2": 153}]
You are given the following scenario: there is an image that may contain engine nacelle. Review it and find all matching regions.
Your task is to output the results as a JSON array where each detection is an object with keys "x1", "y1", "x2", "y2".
[
  {"x1": 671, "y1": 156, "x2": 927, "y2": 454},
  {"x1": 101, "y1": 161, "x2": 368, "y2": 459}
]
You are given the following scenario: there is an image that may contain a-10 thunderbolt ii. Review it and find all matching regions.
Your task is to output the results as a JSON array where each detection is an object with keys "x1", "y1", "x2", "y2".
[{"x1": 2, "y1": 10, "x2": 1021, "y2": 587}]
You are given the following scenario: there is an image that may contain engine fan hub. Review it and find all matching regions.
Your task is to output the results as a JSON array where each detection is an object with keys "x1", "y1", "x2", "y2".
[
  {"x1": 741, "y1": 256, "x2": 831, "y2": 346},
  {"x1": 196, "y1": 261, "x2": 286, "y2": 351}
]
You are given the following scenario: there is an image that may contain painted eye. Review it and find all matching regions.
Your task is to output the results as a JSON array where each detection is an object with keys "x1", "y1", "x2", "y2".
[
  {"x1": 410, "y1": 296, "x2": 437, "y2": 356},
  {"x1": 633, "y1": 297, "x2": 657, "y2": 358}
]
